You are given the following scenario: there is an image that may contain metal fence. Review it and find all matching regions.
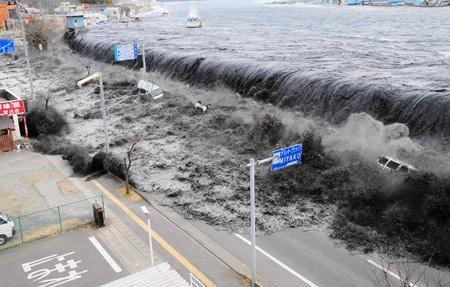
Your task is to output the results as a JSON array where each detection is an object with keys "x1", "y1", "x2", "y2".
[{"x1": 1, "y1": 195, "x2": 104, "y2": 250}]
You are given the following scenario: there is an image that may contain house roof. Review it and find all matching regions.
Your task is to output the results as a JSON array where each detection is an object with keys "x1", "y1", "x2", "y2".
[{"x1": 100, "y1": 263, "x2": 190, "y2": 287}]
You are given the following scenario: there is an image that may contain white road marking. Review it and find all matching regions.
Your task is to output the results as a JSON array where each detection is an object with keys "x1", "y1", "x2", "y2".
[
  {"x1": 234, "y1": 233, "x2": 319, "y2": 287},
  {"x1": 22, "y1": 251, "x2": 87, "y2": 286},
  {"x1": 88, "y1": 236, "x2": 122, "y2": 273},
  {"x1": 367, "y1": 259, "x2": 418, "y2": 287}
]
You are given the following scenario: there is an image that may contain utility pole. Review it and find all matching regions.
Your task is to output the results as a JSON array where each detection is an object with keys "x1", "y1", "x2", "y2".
[{"x1": 18, "y1": 12, "x2": 35, "y2": 102}]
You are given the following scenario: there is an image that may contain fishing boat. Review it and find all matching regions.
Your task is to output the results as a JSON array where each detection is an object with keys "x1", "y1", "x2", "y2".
[
  {"x1": 186, "y1": 5, "x2": 202, "y2": 28},
  {"x1": 162, "y1": 5, "x2": 170, "y2": 17}
]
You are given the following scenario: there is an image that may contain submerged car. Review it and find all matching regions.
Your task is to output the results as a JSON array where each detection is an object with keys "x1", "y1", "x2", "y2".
[{"x1": 377, "y1": 156, "x2": 417, "y2": 174}]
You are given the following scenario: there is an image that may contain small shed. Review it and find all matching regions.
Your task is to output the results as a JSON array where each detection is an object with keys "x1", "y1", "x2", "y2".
[
  {"x1": 0, "y1": 88, "x2": 28, "y2": 140},
  {"x1": 66, "y1": 13, "x2": 86, "y2": 31},
  {"x1": 0, "y1": 116, "x2": 14, "y2": 152}
]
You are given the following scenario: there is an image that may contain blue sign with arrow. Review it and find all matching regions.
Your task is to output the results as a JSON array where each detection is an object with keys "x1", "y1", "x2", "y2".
[
  {"x1": 0, "y1": 39, "x2": 15, "y2": 54},
  {"x1": 272, "y1": 144, "x2": 302, "y2": 171}
]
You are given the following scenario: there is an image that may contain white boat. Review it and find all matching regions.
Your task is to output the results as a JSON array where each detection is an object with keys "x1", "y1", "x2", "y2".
[
  {"x1": 162, "y1": 5, "x2": 170, "y2": 16},
  {"x1": 186, "y1": 5, "x2": 202, "y2": 28}
]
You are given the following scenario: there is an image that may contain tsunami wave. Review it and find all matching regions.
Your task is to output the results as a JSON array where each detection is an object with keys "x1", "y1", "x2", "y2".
[{"x1": 66, "y1": 33, "x2": 450, "y2": 143}]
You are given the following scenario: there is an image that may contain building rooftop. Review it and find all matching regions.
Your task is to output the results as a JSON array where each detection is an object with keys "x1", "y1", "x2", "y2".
[
  {"x1": 0, "y1": 88, "x2": 20, "y2": 102},
  {"x1": 100, "y1": 263, "x2": 190, "y2": 287}
]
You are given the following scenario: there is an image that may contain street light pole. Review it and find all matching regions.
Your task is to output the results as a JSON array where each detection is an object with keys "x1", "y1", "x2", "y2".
[
  {"x1": 77, "y1": 72, "x2": 109, "y2": 154},
  {"x1": 141, "y1": 205, "x2": 154, "y2": 267},
  {"x1": 249, "y1": 158, "x2": 257, "y2": 287},
  {"x1": 19, "y1": 15, "x2": 35, "y2": 102},
  {"x1": 98, "y1": 72, "x2": 109, "y2": 154}
]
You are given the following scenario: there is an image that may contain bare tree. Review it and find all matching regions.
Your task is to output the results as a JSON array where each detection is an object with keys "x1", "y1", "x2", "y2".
[
  {"x1": 370, "y1": 256, "x2": 450, "y2": 287},
  {"x1": 25, "y1": 18, "x2": 54, "y2": 50},
  {"x1": 123, "y1": 136, "x2": 140, "y2": 194}
]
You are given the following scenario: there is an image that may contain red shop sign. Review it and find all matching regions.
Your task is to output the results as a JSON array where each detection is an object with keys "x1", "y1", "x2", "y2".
[{"x1": 0, "y1": 99, "x2": 25, "y2": 116}]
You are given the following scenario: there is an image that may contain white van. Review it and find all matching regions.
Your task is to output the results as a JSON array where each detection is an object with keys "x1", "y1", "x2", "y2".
[
  {"x1": 377, "y1": 156, "x2": 417, "y2": 174},
  {"x1": 0, "y1": 213, "x2": 15, "y2": 245}
]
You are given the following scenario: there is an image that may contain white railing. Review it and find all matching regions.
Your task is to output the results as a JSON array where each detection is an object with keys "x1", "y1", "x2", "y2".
[{"x1": 189, "y1": 273, "x2": 205, "y2": 287}]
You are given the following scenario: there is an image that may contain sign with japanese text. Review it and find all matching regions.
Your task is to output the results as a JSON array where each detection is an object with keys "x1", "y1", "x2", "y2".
[
  {"x1": 272, "y1": 144, "x2": 302, "y2": 171},
  {"x1": 113, "y1": 43, "x2": 138, "y2": 62},
  {"x1": 22, "y1": 251, "x2": 88, "y2": 287},
  {"x1": 0, "y1": 99, "x2": 25, "y2": 116},
  {"x1": 0, "y1": 39, "x2": 15, "y2": 54}
]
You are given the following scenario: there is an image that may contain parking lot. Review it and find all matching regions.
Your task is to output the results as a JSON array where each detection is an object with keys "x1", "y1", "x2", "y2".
[
  {"x1": 0, "y1": 228, "x2": 126, "y2": 287},
  {"x1": 0, "y1": 150, "x2": 90, "y2": 217}
]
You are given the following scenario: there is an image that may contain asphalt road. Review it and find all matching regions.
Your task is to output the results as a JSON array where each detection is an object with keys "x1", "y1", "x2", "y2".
[
  {"x1": 0, "y1": 229, "x2": 125, "y2": 287},
  {"x1": 191, "y1": 220, "x2": 450, "y2": 287}
]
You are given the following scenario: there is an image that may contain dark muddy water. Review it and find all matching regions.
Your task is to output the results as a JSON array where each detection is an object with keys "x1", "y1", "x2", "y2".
[{"x1": 71, "y1": 0, "x2": 450, "y2": 140}]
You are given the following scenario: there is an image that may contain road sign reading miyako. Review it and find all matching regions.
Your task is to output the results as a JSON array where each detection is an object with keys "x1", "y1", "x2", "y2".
[{"x1": 272, "y1": 144, "x2": 302, "y2": 171}]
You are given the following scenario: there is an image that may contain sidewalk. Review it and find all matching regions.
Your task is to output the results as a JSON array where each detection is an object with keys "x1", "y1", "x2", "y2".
[{"x1": 45, "y1": 153, "x2": 157, "y2": 274}]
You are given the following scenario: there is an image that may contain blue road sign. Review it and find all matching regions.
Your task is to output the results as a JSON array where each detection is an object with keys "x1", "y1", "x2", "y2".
[
  {"x1": 0, "y1": 39, "x2": 15, "y2": 54},
  {"x1": 113, "y1": 43, "x2": 138, "y2": 62},
  {"x1": 272, "y1": 144, "x2": 302, "y2": 171}
]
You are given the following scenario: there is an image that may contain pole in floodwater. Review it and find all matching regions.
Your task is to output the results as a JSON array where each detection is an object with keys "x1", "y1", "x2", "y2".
[
  {"x1": 98, "y1": 72, "x2": 109, "y2": 154},
  {"x1": 77, "y1": 72, "x2": 110, "y2": 154},
  {"x1": 19, "y1": 15, "x2": 35, "y2": 102}
]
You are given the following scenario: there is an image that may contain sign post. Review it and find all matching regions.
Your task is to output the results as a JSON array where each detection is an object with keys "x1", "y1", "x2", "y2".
[
  {"x1": 138, "y1": 44, "x2": 164, "y2": 100},
  {"x1": 142, "y1": 44, "x2": 147, "y2": 79},
  {"x1": 247, "y1": 144, "x2": 302, "y2": 287},
  {"x1": 113, "y1": 42, "x2": 163, "y2": 100},
  {"x1": 249, "y1": 158, "x2": 256, "y2": 287}
]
